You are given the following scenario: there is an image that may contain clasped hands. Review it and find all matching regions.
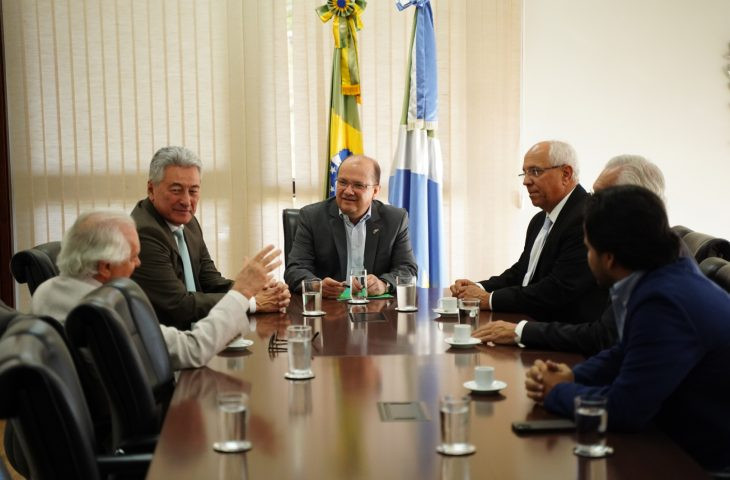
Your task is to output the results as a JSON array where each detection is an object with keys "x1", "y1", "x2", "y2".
[
  {"x1": 322, "y1": 275, "x2": 387, "y2": 299},
  {"x1": 524, "y1": 359, "x2": 574, "y2": 403},
  {"x1": 450, "y1": 279, "x2": 491, "y2": 310}
]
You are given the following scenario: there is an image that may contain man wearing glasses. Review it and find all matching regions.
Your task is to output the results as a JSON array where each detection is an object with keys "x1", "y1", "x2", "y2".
[
  {"x1": 451, "y1": 140, "x2": 606, "y2": 324},
  {"x1": 284, "y1": 155, "x2": 417, "y2": 298}
]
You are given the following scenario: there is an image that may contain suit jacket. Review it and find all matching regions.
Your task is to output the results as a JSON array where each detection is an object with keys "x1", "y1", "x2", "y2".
[
  {"x1": 131, "y1": 198, "x2": 233, "y2": 329},
  {"x1": 544, "y1": 257, "x2": 730, "y2": 471},
  {"x1": 32, "y1": 275, "x2": 250, "y2": 370},
  {"x1": 284, "y1": 198, "x2": 417, "y2": 292},
  {"x1": 480, "y1": 185, "x2": 606, "y2": 323},
  {"x1": 521, "y1": 299, "x2": 617, "y2": 356}
]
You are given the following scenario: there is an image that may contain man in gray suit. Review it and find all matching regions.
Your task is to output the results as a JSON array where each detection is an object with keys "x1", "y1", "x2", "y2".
[{"x1": 284, "y1": 155, "x2": 417, "y2": 298}]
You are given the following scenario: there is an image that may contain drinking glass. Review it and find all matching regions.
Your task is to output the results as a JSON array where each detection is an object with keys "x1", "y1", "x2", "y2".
[
  {"x1": 301, "y1": 278, "x2": 323, "y2": 315},
  {"x1": 213, "y1": 392, "x2": 251, "y2": 453},
  {"x1": 396, "y1": 275, "x2": 417, "y2": 311},
  {"x1": 573, "y1": 395, "x2": 611, "y2": 457},
  {"x1": 437, "y1": 395, "x2": 475, "y2": 455},
  {"x1": 349, "y1": 268, "x2": 369, "y2": 304},
  {"x1": 458, "y1": 298, "x2": 480, "y2": 328},
  {"x1": 285, "y1": 325, "x2": 314, "y2": 379}
]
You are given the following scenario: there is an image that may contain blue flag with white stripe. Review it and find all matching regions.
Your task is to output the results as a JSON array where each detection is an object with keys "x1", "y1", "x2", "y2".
[{"x1": 388, "y1": 0, "x2": 445, "y2": 288}]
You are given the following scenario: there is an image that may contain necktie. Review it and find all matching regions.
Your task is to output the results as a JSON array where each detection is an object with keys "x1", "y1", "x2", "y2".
[
  {"x1": 522, "y1": 216, "x2": 553, "y2": 286},
  {"x1": 173, "y1": 228, "x2": 197, "y2": 292}
]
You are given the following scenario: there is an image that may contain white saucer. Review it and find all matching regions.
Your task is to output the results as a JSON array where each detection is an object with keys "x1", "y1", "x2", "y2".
[
  {"x1": 284, "y1": 371, "x2": 315, "y2": 380},
  {"x1": 436, "y1": 444, "x2": 476, "y2": 456},
  {"x1": 433, "y1": 308, "x2": 458, "y2": 316},
  {"x1": 302, "y1": 310, "x2": 326, "y2": 316},
  {"x1": 395, "y1": 306, "x2": 418, "y2": 312},
  {"x1": 348, "y1": 299, "x2": 370, "y2": 304},
  {"x1": 444, "y1": 337, "x2": 481, "y2": 348},
  {"x1": 463, "y1": 379, "x2": 507, "y2": 394},
  {"x1": 224, "y1": 338, "x2": 253, "y2": 351}
]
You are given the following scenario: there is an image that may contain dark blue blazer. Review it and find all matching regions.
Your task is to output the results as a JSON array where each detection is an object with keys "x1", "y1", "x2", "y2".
[{"x1": 544, "y1": 257, "x2": 730, "y2": 471}]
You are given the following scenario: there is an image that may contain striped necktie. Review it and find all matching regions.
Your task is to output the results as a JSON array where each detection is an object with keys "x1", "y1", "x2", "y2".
[
  {"x1": 173, "y1": 228, "x2": 197, "y2": 292},
  {"x1": 522, "y1": 216, "x2": 553, "y2": 287}
]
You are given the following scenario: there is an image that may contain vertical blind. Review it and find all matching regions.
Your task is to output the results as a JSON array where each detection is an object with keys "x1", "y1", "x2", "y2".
[{"x1": 4, "y1": 0, "x2": 522, "y2": 309}]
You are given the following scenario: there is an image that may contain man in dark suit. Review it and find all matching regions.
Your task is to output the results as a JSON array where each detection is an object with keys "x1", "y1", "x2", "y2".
[
  {"x1": 131, "y1": 146, "x2": 290, "y2": 330},
  {"x1": 525, "y1": 186, "x2": 730, "y2": 473},
  {"x1": 284, "y1": 155, "x2": 417, "y2": 298},
  {"x1": 451, "y1": 141, "x2": 606, "y2": 324},
  {"x1": 474, "y1": 155, "x2": 666, "y2": 355}
]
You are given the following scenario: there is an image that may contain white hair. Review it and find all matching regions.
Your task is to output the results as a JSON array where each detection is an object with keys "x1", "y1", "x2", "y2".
[
  {"x1": 605, "y1": 154, "x2": 666, "y2": 202},
  {"x1": 547, "y1": 140, "x2": 579, "y2": 182},
  {"x1": 57, "y1": 211, "x2": 136, "y2": 278},
  {"x1": 148, "y1": 146, "x2": 203, "y2": 184}
]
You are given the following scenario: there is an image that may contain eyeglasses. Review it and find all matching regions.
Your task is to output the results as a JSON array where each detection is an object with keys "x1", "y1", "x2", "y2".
[
  {"x1": 518, "y1": 165, "x2": 565, "y2": 178},
  {"x1": 336, "y1": 179, "x2": 378, "y2": 192}
]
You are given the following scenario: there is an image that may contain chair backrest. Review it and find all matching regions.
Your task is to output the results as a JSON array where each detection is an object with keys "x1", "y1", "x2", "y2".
[
  {"x1": 0, "y1": 317, "x2": 101, "y2": 480},
  {"x1": 670, "y1": 225, "x2": 693, "y2": 239},
  {"x1": 283, "y1": 208, "x2": 300, "y2": 265},
  {"x1": 700, "y1": 257, "x2": 730, "y2": 293},
  {"x1": 683, "y1": 231, "x2": 730, "y2": 263},
  {"x1": 9, "y1": 241, "x2": 62, "y2": 295},
  {"x1": 65, "y1": 278, "x2": 174, "y2": 448}
]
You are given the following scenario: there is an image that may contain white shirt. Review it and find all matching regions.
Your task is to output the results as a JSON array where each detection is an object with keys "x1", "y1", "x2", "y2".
[{"x1": 340, "y1": 205, "x2": 372, "y2": 280}]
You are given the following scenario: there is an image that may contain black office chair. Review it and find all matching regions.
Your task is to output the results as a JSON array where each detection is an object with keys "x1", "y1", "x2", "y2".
[
  {"x1": 65, "y1": 278, "x2": 174, "y2": 452},
  {"x1": 283, "y1": 208, "x2": 300, "y2": 264},
  {"x1": 670, "y1": 225, "x2": 693, "y2": 239},
  {"x1": 0, "y1": 317, "x2": 151, "y2": 480},
  {"x1": 10, "y1": 241, "x2": 62, "y2": 294},
  {"x1": 682, "y1": 231, "x2": 730, "y2": 263},
  {"x1": 700, "y1": 257, "x2": 730, "y2": 294}
]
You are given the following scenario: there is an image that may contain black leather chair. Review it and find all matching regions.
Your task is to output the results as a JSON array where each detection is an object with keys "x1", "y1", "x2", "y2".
[
  {"x1": 65, "y1": 278, "x2": 174, "y2": 452},
  {"x1": 283, "y1": 208, "x2": 300, "y2": 264},
  {"x1": 683, "y1": 231, "x2": 730, "y2": 263},
  {"x1": 700, "y1": 257, "x2": 730, "y2": 293},
  {"x1": 670, "y1": 225, "x2": 693, "y2": 239},
  {"x1": 10, "y1": 241, "x2": 62, "y2": 294},
  {"x1": 0, "y1": 317, "x2": 150, "y2": 479}
]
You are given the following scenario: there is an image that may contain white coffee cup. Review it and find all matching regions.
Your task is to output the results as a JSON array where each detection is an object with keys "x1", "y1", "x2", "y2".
[
  {"x1": 474, "y1": 366, "x2": 494, "y2": 389},
  {"x1": 453, "y1": 324, "x2": 472, "y2": 343},
  {"x1": 440, "y1": 297, "x2": 458, "y2": 312}
]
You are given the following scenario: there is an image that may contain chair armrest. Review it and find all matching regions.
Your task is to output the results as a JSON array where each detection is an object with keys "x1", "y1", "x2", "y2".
[{"x1": 97, "y1": 453, "x2": 152, "y2": 476}]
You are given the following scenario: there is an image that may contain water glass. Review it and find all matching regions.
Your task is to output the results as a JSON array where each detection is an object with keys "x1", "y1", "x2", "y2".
[
  {"x1": 213, "y1": 392, "x2": 251, "y2": 453},
  {"x1": 438, "y1": 395, "x2": 475, "y2": 455},
  {"x1": 301, "y1": 278, "x2": 322, "y2": 314},
  {"x1": 350, "y1": 268, "x2": 369, "y2": 304},
  {"x1": 573, "y1": 395, "x2": 610, "y2": 457},
  {"x1": 396, "y1": 275, "x2": 417, "y2": 310},
  {"x1": 458, "y1": 298, "x2": 480, "y2": 328},
  {"x1": 286, "y1": 325, "x2": 314, "y2": 379}
]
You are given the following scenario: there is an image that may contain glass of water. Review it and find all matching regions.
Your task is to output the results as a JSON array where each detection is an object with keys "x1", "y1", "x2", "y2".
[
  {"x1": 437, "y1": 395, "x2": 475, "y2": 456},
  {"x1": 573, "y1": 394, "x2": 612, "y2": 457},
  {"x1": 457, "y1": 298, "x2": 480, "y2": 328},
  {"x1": 213, "y1": 392, "x2": 251, "y2": 453},
  {"x1": 396, "y1": 274, "x2": 417, "y2": 311},
  {"x1": 301, "y1": 278, "x2": 323, "y2": 315},
  {"x1": 285, "y1": 325, "x2": 314, "y2": 380},
  {"x1": 349, "y1": 268, "x2": 369, "y2": 304}
]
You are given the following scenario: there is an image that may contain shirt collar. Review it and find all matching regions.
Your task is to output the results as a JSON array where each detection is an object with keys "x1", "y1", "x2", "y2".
[
  {"x1": 545, "y1": 186, "x2": 576, "y2": 224},
  {"x1": 339, "y1": 205, "x2": 373, "y2": 227},
  {"x1": 166, "y1": 221, "x2": 183, "y2": 233}
]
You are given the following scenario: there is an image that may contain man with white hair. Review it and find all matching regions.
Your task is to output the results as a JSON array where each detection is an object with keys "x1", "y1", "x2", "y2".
[
  {"x1": 31, "y1": 210, "x2": 281, "y2": 369},
  {"x1": 473, "y1": 155, "x2": 666, "y2": 355},
  {"x1": 451, "y1": 140, "x2": 606, "y2": 324}
]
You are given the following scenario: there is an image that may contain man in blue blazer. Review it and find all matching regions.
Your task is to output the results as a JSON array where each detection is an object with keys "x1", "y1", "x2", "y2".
[
  {"x1": 284, "y1": 155, "x2": 417, "y2": 298},
  {"x1": 525, "y1": 185, "x2": 730, "y2": 473}
]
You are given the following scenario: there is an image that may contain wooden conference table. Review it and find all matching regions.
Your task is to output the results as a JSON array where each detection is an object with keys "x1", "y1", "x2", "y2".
[{"x1": 146, "y1": 289, "x2": 708, "y2": 480}]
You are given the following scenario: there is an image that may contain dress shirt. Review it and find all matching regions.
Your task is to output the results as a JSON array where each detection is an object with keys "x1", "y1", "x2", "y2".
[
  {"x1": 340, "y1": 206, "x2": 372, "y2": 280},
  {"x1": 166, "y1": 221, "x2": 257, "y2": 313},
  {"x1": 609, "y1": 271, "x2": 644, "y2": 341}
]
